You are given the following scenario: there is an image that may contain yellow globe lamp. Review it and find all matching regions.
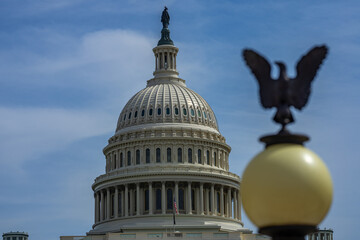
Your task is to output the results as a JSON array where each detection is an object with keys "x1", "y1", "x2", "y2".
[{"x1": 242, "y1": 136, "x2": 333, "y2": 240}]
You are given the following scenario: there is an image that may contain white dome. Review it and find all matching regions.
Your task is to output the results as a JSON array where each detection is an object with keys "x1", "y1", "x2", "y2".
[{"x1": 116, "y1": 79, "x2": 218, "y2": 133}]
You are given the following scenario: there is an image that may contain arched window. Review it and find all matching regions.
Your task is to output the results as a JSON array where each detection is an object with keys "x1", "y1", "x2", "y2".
[
  {"x1": 191, "y1": 189, "x2": 195, "y2": 211},
  {"x1": 149, "y1": 108, "x2": 153, "y2": 116},
  {"x1": 145, "y1": 190, "x2": 149, "y2": 211},
  {"x1": 203, "y1": 111, "x2": 207, "y2": 119},
  {"x1": 146, "y1": 148, "x2": 150, "y2": 163},
  {"x1": 177, "y1": 148, "x2": 182, "y2": 163},
  {"x1": 190, "y1": 108, "x2": 195, "y2": 116},
  {"x1": 134, "y1": 190, "x2": 137, "y2": 212},
  {"x1": 209, "y1": 190, "x2": 212, "y2": 212},
  {"x1": 167, "y1": 148, "x2": 172, "y2": 162},
  {"x1": 136, "y1": 150, "x2": 140, "y2": 165},
  {"x1": 179, "y1": 188, "x2": 184, "y2": 210},
  {"x1": 214, "y1": 152, "x2": 217, "y2": 166},
  {"x1": 141, "y1": 109, "x2": 145, "y2": 117},
  {"x1": 156, "y1": 189, "x2": 161, "y2": 210},
  {"x1": 156, "y1": 148, "x2": 161, "y2": 163},
  {"x1": 207, "y1": 150, "x2": 210, "y2": 165},
  {"x1": 198, "y1": 149, "x2": 202, "y2": 164},
  {"x1": 188, "y1": 148, "x2": 192, "y2": 163},
  {"x1": 123, "y1": 114, "x2": 126, "y2": 121},
  {"x1": 174, "y1": 107, "x2": 179, "y2": 115},
  {"x1": 127, "y1": 151, "x2": 131, "y2": 166},
  {"x1": 157, "y1": 108, "x2": 161, "y2": 115},
  {"x1": 198, "y1": 110, "x2": 201, "y2": 118},
  {"x1": 167, "y1": 188, "x2": 173, "y2": 210},
  {"x1": 118, "y1": 192, "x2": 122, "y2": 215},
  {"x1": 134, "y1": 111, "x2": 138, "y2": 118},
  {"x1": 217, "y1": 192, "x2": 220, "y2": 213},
  {"x1": 166, "y1": 107, "x2": 170, "y2": 115},
  {"x1": 128, "y1": 112, "x2": 132, "y2": 119},
  {"x1": 120, "y1": 152, "x2": 123, "y2": 167},
  {"x1": 114, "y1": 154, "x2": 117, "y2": 169},
  {"x1": 111, "y1": 194, "x2": 114, "y2": 216},
  {"x1": 183, "y1": 108, "x2": 187, "y2": 115}
]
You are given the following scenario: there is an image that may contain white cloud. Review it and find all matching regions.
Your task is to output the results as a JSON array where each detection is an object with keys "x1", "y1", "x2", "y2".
[{"x1": 0, "y1": 107, "x2": 114, "y2": 173}]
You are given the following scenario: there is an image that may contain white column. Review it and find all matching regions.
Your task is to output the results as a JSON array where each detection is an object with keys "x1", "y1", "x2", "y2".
[
  {"x1": 100, "y1": 190, "x2": 104, "y2": 221},
  {"x1": 136, "y1": 183, "x2": 140, "y2": 216},
  {"x1": 161, "y1": 52, "x2": 164, "y2": 69},
  {"x1": 107, "y1": 188, "x2": 111, "y2": 219},
  {"x1": 227, "y1": 188, "x2": 232, "y2": 218},
  {"x1": 220, "y1": 185, "x2": 224, "y2": 217},
  {"x1": 200, "y1": 183, "x2": 204, "y2": 215},
  {"x1": 205, "y1": 188, "x2": 209, "y2": 215},
  {"x1": 234, "y1": 189, "x2": 238, "y2": 219},
  {"x1": 95, "y1": 192, "x2": 99, "y2": 222},
  {"x1": 114, "y1": 187, "x2": 119, "y2": 218},
  {"x1": 149, "y1": 182, "x2": 153, "y2": 215},
  {"x1": 196, "y1": 187, "x2": 200, "y2": 215},
  {"x1": 237, "y1": 189, "x2": 241, "y2": 220},
  {"x1": 125, "y1": 184, "x2": 129, "y2": 217},
  {"x1": 187, "y1": 182, "x2": 192, "y2": 214},
  {"x1": 129, "y1": 189, "x2": 134, "y2": 216},
  {"x1": 162, "y1": 181, "x2": 166, "y2": 214},
  {"x1": 211, "y1": 184, "x2": 215, "y2": 215},
  {"x1": 175, "y1": 181, "x2": 179, "y2": 210},
  {"x1": 121, "y1": 189, "x2": 125, "y2": 217}
]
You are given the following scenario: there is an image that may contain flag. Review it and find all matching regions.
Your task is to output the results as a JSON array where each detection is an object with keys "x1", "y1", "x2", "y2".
[
  {"x1": 174, "y1": 197, "x2": 178, "y2": 214},
  {"x1": 173, "y1": 197, "x2": 178, "y2": 225}
]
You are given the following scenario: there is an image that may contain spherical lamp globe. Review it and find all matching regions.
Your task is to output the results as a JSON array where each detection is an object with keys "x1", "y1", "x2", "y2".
[{"x1": 242, "y1": 143, "x2": 333, "y2": 228}]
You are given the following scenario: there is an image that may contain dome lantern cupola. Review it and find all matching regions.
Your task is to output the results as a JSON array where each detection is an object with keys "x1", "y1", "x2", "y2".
[{"x1": 152, "y1": 7, "x2": 180, "y2": 80}]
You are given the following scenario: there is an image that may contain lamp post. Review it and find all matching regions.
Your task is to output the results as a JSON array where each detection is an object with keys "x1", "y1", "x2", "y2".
[{"x1": 241, "y1": 46, "x2": 333, "y2": 240}]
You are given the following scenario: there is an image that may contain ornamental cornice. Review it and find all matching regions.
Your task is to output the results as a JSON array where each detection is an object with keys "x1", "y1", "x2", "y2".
[
  {"x1": 92, "y1": 164, "x2": 240, "y2": 190},
  {"x1": 104, "y1": 135, "x2": 231, "y2": 154}
]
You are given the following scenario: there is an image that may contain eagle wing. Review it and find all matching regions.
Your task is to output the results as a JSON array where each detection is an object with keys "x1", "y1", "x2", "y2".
[
  {"x1": 243, "y1": 49, "x2": 277, "y2": 108},
  {"x1": 291, "y1": 45, "x2": 328, "y2": 110}
]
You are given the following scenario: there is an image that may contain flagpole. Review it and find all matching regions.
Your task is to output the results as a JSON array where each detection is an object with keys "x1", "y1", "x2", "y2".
[{"x1": 173, "y1": 196, "x2": 178, "y2": 232}]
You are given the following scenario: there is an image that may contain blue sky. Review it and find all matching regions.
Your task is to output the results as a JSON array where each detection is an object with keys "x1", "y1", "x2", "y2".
[{"x1": 0, "y1": 1, "x2": 359, "y2": 240}]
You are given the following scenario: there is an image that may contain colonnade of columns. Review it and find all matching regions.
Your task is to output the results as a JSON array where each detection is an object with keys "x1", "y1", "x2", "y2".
[
  {"x1": 154, "y1": 48, "x2": 177, "y2": 71},
  {"x1": 94, "y1": 181, "x2": 241, "y2": 224},
  {"x1": 308, "y1": 232, "x2": 333, "y2": 240}
]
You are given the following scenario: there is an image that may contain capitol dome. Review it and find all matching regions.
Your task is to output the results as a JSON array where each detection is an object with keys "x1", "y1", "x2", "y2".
[
  {"x1": 88, "y1": 8, "x2": 247, "y2": 237},
  {"x1": 116, "y1": 78, "x2": 219, "y2": 134}
]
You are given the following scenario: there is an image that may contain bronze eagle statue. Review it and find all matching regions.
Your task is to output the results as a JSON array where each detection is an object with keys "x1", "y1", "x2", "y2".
[{"x1": 243, "y1": 45, "x2": 328, "y2": 133}]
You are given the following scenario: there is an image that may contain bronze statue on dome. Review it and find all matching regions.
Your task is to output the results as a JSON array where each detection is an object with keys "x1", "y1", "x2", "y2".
[{"x1": 161, "y1": 6, "x2": 170, "y2": 28}]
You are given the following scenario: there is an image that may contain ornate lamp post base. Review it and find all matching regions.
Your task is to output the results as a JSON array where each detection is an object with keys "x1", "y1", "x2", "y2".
[{"x1": 260, "y1": 225, "x2": 316, "y2": 240}]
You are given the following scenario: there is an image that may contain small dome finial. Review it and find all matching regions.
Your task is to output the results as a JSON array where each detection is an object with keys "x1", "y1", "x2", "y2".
[{"x1": 158, "y1": 6, "x2": 173, "y2": 46}]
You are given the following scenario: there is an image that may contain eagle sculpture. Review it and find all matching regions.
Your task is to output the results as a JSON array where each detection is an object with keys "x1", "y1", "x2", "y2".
[{"x1": 243, "y1": 45, "x2": 328, "y2": 133}]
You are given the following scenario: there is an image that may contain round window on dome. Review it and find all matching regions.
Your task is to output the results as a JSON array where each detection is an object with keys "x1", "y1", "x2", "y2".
[
  {"x1": 183, "y1": 108, "x2": 187, "y2": 116},
  {"x1": 135, "y1": 111, "x2": 138, "y2": 118},
  {"x1": 166, "y1": 107, "x2": 170, "y2": 115},
  {"x1": 175, "y1": 107, "x2": 179, "y2": 115},
  {"x1": 141, "y1": 109, "x2": 145, "y2": 117},
  {"x1": 149, "y1": 109, "x2": 153, "y2": 116},
  {"x1": 190, "y1": 108, "x2": 195, "y2": 116},
  {"x1": 157, "y1": 108, "x2": 161, "y2": 115}
]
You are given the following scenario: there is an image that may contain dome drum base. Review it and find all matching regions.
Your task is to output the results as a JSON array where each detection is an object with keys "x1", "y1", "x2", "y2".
[{"x1": 259, "y1": 225, "x2": 317, "y2": 240}]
